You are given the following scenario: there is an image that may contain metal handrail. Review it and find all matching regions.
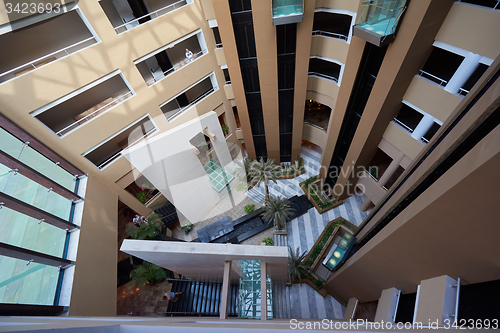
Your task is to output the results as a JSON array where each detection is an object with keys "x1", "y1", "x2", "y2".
[
  {"x1": 458, "y1": 87, "x2": 469, "y2": 96},
  {"x1": 0, "y1": 36, "x2": 97, "y2": 80},
  {"x1": 225, "y1": 80, "x2": 231, "y2": 85},
  {"x1": 167, "y1": 87, "x2": 215, "y2": 121},
  {"x1": 146, "y1": 49, "x2": 207, "y2": 86},
  {"x1": 113, "y1": 0, "x2": 187, "y2": 33},
  {"x1": 55, "y1": 91, "x2": 134, "y2": 137},
  {"x1": 308, "y1": 71, "x2": 339, "y2": 83},
  {"x1": 303, "y1": 121, "x2": 327, "y2": 132},
  {"x1": 312, "y1": 30, "x2": 348, "y2": 41},
  {"x1": 97, "y1": 128, "x2": 156, "y2": 169},
  {"x1": 458, "y1": 0, "x2": 500, "y2": 10},
  {"x1": 393, "y1": 118, "x2": 414, "y2": 133},
  {"x1": 365, "y1": 168, "x2": 379, "y2": 182},
  {"x1": 418, "y1": 69, "x2": 448, "y2": 86},
  {"x1": 216, "y1": 43, "x2": 223, "y2": 48}
]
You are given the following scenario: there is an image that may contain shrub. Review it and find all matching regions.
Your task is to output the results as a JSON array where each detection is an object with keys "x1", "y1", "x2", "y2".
[
  {"x1": 313, "y1": 278, "x2": 325, "y2": 291},
  {"x1": 262, "y1": 237, "x2": 274, "y2": 246},
  {"x1": 136, "y1": 191, "x2": 149, "y2": 203},
  {"x1": 129, "y1": 262, "x2": 167, "y2": 288},
  {"x1": 245, "y1": 204, "x2": 255, "y2": 213}
]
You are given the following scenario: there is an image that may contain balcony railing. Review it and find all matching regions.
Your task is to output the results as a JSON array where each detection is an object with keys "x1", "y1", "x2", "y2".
[
  {"x1": 392, "y1": 118, "x2": 414, "y2": 133},
  {"x1": 457, "y1": 0, "x2": 500, "y2": 10},
  {"x1": 0, "y1": 36, "x2": 98, "y2": 84},
  {"x1": 312, "y1": 30, "x2": 349, "y2": 41},
  {"x1": 216, "y1": 43, "x2": 223, "y2": 49},
  {"x1": 114, "y1": 0, "x2": 188, "y2": 34},
  {"x1": 418, "y1": 69, "x2": 448, "y2": 87},
  {"x1": 167, "y1": 87, "x2": 215, "y2": 121},
  {"x1": 146, "y1": 49, "x2": 207, "y2": 87},
  {"x1": 97, "y1": 128, "x2": 156, "y2": 169},
  {"x1": 304, "y1": 121, "x2": 327, "y2": 132},
  {"x1": 55, "y1": 91, "x2": 134, "y2": 137},
  {"x1": 458, "y1": 87, "x2": 469, "y2": 96},
  {"x1": 308, "y1": 71, "x2": 339, "y2": 83}
]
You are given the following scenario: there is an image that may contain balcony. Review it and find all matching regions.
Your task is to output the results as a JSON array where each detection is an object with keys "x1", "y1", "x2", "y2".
[
  {"x1": 31, "y1": 71, "x2": 134, "y2": 137},
  {"x1": 272, "y1": 0, "x2": 304, "y2": 25},
  {"x1": 393, "y1": 103, "x2": 423, "y2": 134},
  {"x1": 308, "y1": 57, "x2": 341, "y2": 83},
  {"x1": 0, "y1": 8, "x2": 99, "y2": 84},
  {"x1": 83, "y1": 115, "x2": 157, "y2": 170},
  {"x1": 312, "y1": 11, "x2": 352, "y2": 41},
  {"x1": 135, "y1": 30, "x2": 208, "y2": 87},
  {"x1": 99, "y1": 0, "x2": 192, "y2": 34},
  {"x1": 353, "y1": 0, "x2": 408, "y2": 47},
  {"x1": 160, "y1": 73, "x2": 218, "y2": 121}
]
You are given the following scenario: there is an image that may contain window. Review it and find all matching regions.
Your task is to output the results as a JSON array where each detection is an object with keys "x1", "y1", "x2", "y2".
[
  {"x1": 83, "y1": 115, "x2": 157, "y2": 170},
  {"x1": 308, "y1": 57, "x2": 342, "y2": 83},
  {"x1": 394, "y1": 104, "x2": 424, "y2": 133},
  {"x1": 99, "y1": 0, "x2": 193, "y2": 34},
  {"x1": 223, "y1": 68, "x2": 231, "y2": 84},
  {"x1": 0, "y1": 7, "x2": 99, "y2": 84},
  {"x1": 212, "y1": 27, "x2": 223, "y2": 48},
  {"x1": 135, "y1": 30, "x2": 208, "y2": 87},
  {"x1": 420, "y1": 47, "x2": 464, "y2": 86},
  {"x1": 312, "y1": 11, "x2": 352, "y2": 41},
  {"x1": 31, "y1": 71, "x2": 134, "y2": 137},
  {"x1": 0, "y1": 121, "x2": 84, "y2": 311},
  {"x1": 160, "y1": 73, "x2": 218, "y2": 121}
]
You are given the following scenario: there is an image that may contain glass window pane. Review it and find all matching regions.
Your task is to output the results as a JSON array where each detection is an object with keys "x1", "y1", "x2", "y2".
[
  {"x1": 0, "y1": 256, "x2": 59, "y2": 305},
  {"x1": 0, "y1": 163, "x2": 72, "y2": 220},
  {"x1": 0, "y1": 207, "x2": 66, "y2": 257},
  {"x1": 0, "y1": 128, "x2": 77, "y2": 192}
]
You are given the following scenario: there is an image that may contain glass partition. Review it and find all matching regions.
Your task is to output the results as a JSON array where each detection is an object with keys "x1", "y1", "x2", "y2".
[
  {"x1": 272, "y1": 0, "x2": 303, "y2": 25},
  {"x1": 354, "y1": 0, "x2": 408, "y2": 46}
]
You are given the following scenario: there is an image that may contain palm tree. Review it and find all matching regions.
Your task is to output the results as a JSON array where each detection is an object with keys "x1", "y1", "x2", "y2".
[
  {"x1": 288, "y1": 246, "x2": 309, "y2": 284},
  {"x1": 234, "y1": 157, "x2": 252, "y2": 183},
  {"x1": 248, "y1": 158, "x2": 281, "y2": 200},
  {"x1": 261, "y1": 196, "x2": 294, "y2": 231}
]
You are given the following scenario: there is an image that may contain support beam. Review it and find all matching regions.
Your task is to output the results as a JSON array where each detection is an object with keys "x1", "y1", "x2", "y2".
[
  {"x1": 0, "y1": 113, "x2": 83, "y2": 177},
  {"x1": 0, "y1": 242, "x2": 73, "y2": 268},
  {"x1": 220, "y1": 260, "x2": 232, "y2": 319},
  {"x1": 0, "y1": 150, "x2": 82, "y2": 202},
  {"x1": 261, "y1": 261, "x2": 267, "y2": 320},
  {"x1": 0, "y1": 192, "x2": 79, "y2": 231}
]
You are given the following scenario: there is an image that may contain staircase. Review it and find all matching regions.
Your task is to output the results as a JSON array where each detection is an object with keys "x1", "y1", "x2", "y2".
[
  {"x1": 164, "y1": 280, "x2": 239, "y2": 317},
  {"x1": 154, "y1": 202, "x2": 179, "y2": 228},
  {"x1": 272, "y1": 284, "x2": 292, "y2": 318},
  {"x1": 273, "y1": 234, "x2": 288, "y2": 247}
]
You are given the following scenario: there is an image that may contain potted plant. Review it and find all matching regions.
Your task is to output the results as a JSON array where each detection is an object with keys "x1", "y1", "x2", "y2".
[
  {"x1": 136, "y1": 191, "x2": 149, "y2": 204},
  {"x1": 129, "y1": 261, "x2": 168, "y2": 288},
  {"x1": 127, "y1": 213, "x2": 162, "y2": 240},
  {"x1": 262, "y1": 237, "x2": 274, "y2": 246},
  {"x1": 245, "y1": 204, "x2": 255, "y2": 213},
  {"x1": 221, "y1": 124, "x2": 229, "y2": 136}
]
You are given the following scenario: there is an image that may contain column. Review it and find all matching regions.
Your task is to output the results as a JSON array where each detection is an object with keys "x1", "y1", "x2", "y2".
[
  {"x1": 411, "y1": 115, "x2": 435, "y2": 142},
  {"x1": 377, "y1": 151, "x2": 405, "y2": 187},
  {"x1": 444, "y1": 52, "x2": 482, "y2": 94},
  {"x1": 219, "y1": 260, "x2": 232, "y2": 319},
  {"x1": 359, "y1": 196, "x2": 372, "y2": 212},
  {"x1": 260, "y1": 261, "x2": 267, "y2": 320}
]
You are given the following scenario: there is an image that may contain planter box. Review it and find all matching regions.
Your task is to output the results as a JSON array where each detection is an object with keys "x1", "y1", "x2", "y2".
[
  {"x1": 299, "y1": 179, "x2": 343, "y2": 214},
  {"x1": 304, "y1": 217, "x2": 346, "y2": 267}
]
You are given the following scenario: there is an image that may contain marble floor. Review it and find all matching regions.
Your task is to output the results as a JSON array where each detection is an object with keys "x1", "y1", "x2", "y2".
[{"x1": 246, "y1": 144, "x2": 371, "y2": 320}]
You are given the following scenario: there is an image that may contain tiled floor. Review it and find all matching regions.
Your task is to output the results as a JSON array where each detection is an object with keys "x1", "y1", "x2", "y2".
[{"x1": 116, "y1": 279, "x2": 173, "y2": 316}]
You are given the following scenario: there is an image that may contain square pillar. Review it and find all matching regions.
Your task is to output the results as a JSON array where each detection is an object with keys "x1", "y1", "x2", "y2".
[
  {"x1": 219, "y1": 260, "x2": 232, "y2": 319},
  {"x1": 261, "y1": 261, "x2": 267, "y2": 320}
]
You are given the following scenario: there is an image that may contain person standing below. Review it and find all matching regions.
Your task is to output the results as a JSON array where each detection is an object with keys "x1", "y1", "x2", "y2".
[
  {"x1": 163, "y1": 291, "x2": 183, "y2": 302},
  {"x1": 185, "y1": 48, "x2": 194, "y2": 62}
]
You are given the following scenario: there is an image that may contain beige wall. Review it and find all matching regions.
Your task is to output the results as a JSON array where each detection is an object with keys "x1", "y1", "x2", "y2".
[
  {"x1": 315, "y1": 0, "x2": 360, "y2": 12},
  {"x1": 435, "y1": 2, "x2": 500, "y2": 60},
  {"x1": 215, "y1": 47, "x2": 226, "y2": 66},
  {"x1": 0, "y1": 0, "x2": 232, "y2": 315},
  {"x1": 212, "y1": 0, "x2": 256, "y2": 159},
  {"x1": 403, "y1": 76, "x2": 462, "y2": 123},
  {"x1": 382, "y1": 122, "x2": 424, "y2": 160},
  {"x1": 302, "y1": 123, "x2": 327, "y2": 149},
  {"x1": 69, "y1": 176, "x2": 118, "y2": 316},
  {"x1": 307, "y1": 76, "x2": 340, "y2": 104},
  {"x1": 252, "y1": 0, "x2": 280, "y2": 162},
  {"x1": 310, "y1": 36, "x2": 349, "y2": 64},
  {"x1": 291, "y1": 0, "x2": 316, "y2": 160}
]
